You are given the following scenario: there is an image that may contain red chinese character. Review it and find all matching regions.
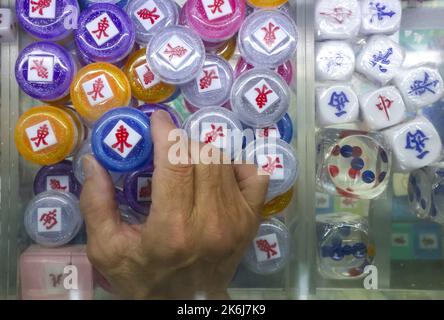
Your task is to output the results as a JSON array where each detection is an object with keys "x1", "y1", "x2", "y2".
[
  {"x1": 199, "y1": 69, "x2": 219, "y2": 90},
  {"x1": 376, "y1": 95, "x2": 393, "y2": 121},
  {"x1": 255, "y1": 84, "x2": 273, "y2": 109},
  {"x1": 143, "y1": 65, "x2": 155, "y2": 85},
  {"x1": 258, "y1": 127, "x2": 277, "y2": 138},
  {"x1": 137, "y1": 7, "x2": 160, "y2": 25},
  {"x1": 342, "y1": 197, "x2": 356, "y2": 207},
  {"x1": 49, "y1": 179, "x2": 67, "y2": 191},
  {"x1": 139, "y1": 183, "x2": 151, "y2": 199},
  {"x1": 261, "y1": 156, "x2": 283, "y2": 175},
  {"x1": 30, "y1": 59, "x2": 48, "y2": 79},
  {"x1": 320, "y1": 7, "x2": 352, "y2": 24},
  {"x1": 112, "y1": 125, "x2": 133, "y2": 154},
  {"x1": 49, "y1": 274, "x2": 63, "y2": 288},
  {"x1": 87, "y1": 77, "x2": 105, "y2": 101},
  {"x1": 208, "y1": 0, "x2": 225, "y2": 14},
  {"x1": 261, "y1": 22, "x2": 280, "y2": 47},
  {"x1": 30, "y1": 124, "x2": 50, "y2": 148},
  {"x1": 40, "y1": 209, "x2": 58, "y2": 230},
  {"x1": 164, "y1": 43, "x2": 188, "y2": 60},
  {"x1": 256, "y1": 239, "x2": 278, "y2": 259},
  {"x1": 92, "y1": 17, "x2": 110, "y2": 40},
  {"x1": 30, "y1": 0, "x2": 51, "y2": 16},
  {"x1": 203, "y1": 124, "x2": 225, "y2": 144}
]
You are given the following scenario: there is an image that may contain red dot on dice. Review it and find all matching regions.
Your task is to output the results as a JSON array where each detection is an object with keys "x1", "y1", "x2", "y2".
[{"x1": 329, "y1": 165, "x2": 339, "y2": 178}]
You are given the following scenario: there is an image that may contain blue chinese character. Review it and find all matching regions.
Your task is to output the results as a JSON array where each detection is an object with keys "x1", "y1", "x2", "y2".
[
  {"x1": 405, "y1": 130, "x2": 430, "y2": 159},
  {"x1": 369, "y1": 2, "x2": 396, "y2": 23},
  {"x1": 321, "y1": 238, "x2": 367, "y2": 261},
  {"x1": 328, "y1": 91, "x2": 349, "y2": 117},
  {"x1": 370, "y1": 47, "x2": 393, "y2": 73},
  {"x1": 324, "y1": 53, "x2": 344, "y2": 72},
  {"x1": 408, "y1": 72, "x2": 439, "y2": 96}
]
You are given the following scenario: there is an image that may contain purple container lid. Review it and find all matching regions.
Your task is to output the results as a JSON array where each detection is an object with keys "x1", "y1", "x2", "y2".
[
  {"x1": 33, "y1": 160, "x2": 82, "y2": 198},
  {"x1": 75, "y1": 3, "x2": 136, "y2": 64},
  {"x1": 235, "y1": 57, "x2": 294, "y2": 85},
  {"x1": 138, "y1": 103, "x2": 182, "y2": 127},
  {"x1": 15, "y1": 41, "x2": 77, "y2": 101},
  {"x1": 123, "y1": 168, "x2": 154, "y2": 215},
  {"x1": 16, "y1": 0, "x2": 79, "y2": 41}
]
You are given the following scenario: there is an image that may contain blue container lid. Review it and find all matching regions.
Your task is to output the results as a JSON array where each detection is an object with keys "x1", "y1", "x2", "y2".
[
  {"x1": 254, "y1": 113, "x2": 293, "y2": 143},
  {"x1": 138, "y1": 103, "x2": 182, "y2": 127},
  {"x1": 91, "y1": 107, "x2": 153, "y2": 172}
]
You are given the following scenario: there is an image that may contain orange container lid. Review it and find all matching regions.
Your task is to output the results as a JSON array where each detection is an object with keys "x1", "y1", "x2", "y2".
[
  {"x1": 262, "y1": 187, "x2": 294, "y2": 217},
  {"x1": 248, "y1": 0, "x2": 288, "y2": 8}
]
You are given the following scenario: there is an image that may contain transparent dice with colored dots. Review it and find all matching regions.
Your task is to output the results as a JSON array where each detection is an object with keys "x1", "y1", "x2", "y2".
[
  {"x1": 431, "y1": 167, "x2": 444, "y2": 225},
  {"x1": 360, "y1": 0, "x2": 402, "y2": 35},
  {"x1": 317, "y1": 213, "x2": 375, "y2": 280},
  {"x1": 408, "y1": 168, "x2": 434, "y2": 220},
  {"x1": 315, "y1": 41, "x2": 355, "y2": 81},
  {"x1": 316, "y1": 85, "x2": 359, "y2": 127},
  {"x1": 316, "y1": 128, "x2": 392, "y2": 199}
]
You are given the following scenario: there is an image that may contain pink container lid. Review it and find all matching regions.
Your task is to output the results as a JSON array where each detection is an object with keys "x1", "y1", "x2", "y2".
[{"x1": 185, "y1": 0, "x2": 246, "y2": 42}]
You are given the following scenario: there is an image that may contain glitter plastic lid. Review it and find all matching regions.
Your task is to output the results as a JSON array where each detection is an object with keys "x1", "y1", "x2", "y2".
[
  {"x1": 138, "y1": 103, "x2": 182, "y2": 128},
  {"x1": 242, "y1": 218, "x2": 290, "y2": 275},
  {"x1": 146, "y1": 25, "x2": 205, "y2": 85},
  {"x1": 16, "y1": 0, "x2": 79, "y2": 41},
  {"x1": 253, "y1": 113, "x2": 293, "y2": 144},
  {"x1": 247, "y1": 0, "x2": 288, "y2": 8},
  {"x1": 15, "y1": 41, "x2": 77, "y2": 102},
  {"x1": 24, "y1": 191, "x2": 83, "y2": 247},
  {"x1": 262, "y1": 187, "x2": 293, "y2": 217},
  {"x1": 180, "y1": 54, "x2": 234, "y2": 108},
  {"x1": 33, "y1": 160, "x2": 82, "y2": 198},
  {"x1": 123, "y1": 168, "x2": 153, "y2": 215},
  {"x1": 91, "y1": 107, "x2": 153, "y2": 173},
  {"x1": 234, "y1": 57, "x2": 294, "y2": 85},
  {"x1": 238, "y1": 9, "x2": 297, "y2": 69},
  {"x1": 124, "y1": 48, "x2": 176, "y2": 104},
  {"x1": 231, "y1": 68, "x2": 290, "y2": 128},
  {"x1": 126, "y1": 0, "x2": 179, "y2": 45},
  {"x1": 75, "y1": 3, "x2": 135, "y2": 64},
  {"x1": 79, "y1": 0, "x2": 128, "y2": 10},
  {"x1": 70, "y1": 62, "x2": 131, "y2": 124},
  {"x1": 15, "y1": 106, "x2": 79, "y2": 166},
  {"x1": 185, "y1": 0, "x2": 246, "y2": 43}
]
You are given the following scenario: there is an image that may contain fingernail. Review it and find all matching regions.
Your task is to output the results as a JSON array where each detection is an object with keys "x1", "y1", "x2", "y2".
[
  {"x1": 153, "y1": 110, "x2": 173, "y2": 124},
  {"x1": 82, "y1": 155, "x2": 95, "y2": 179}
]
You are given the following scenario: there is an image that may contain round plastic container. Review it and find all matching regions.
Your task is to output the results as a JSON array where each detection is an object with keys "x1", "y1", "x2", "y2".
[
  {"x1": 234, "y1": 57, "x2": 294, "y2": 85},
  {"x1": 262, "y1": 187, "x2": 293, "y2": 217},
  {"x1": 91, "y1": 107, "x2": 153, "y2": 172},
  {"x1": 123, "y1": 168, "x2": 153, "y2": 215},
  {"x1": 24, "y1": 191, "x2": 83, "y2": 247},
  {"x1": 124, "y1": 48, "x2": 176, "y2": 104},
  {"x1": 15, "y1": 41, "x2": 77, "y2": 102},
  {"x1": 146, "y1": 25, "x2": 205, "y2": 85},
  {"x1": 16, "y1": 0, "x2": 79, "y2": 41},
  {"x1": 33, "y1": 160, "x2": 82, "y2": 198},
  {"x1": 213, "y1": 36, "x2": 237, "y2": 61},
  {"x1": 253, "y1": 112, "x2": 294, "y2": 144},
  {"x1": 15, "y1": 106, "x2": 80, "y2": 166},
  {"x1": 79, "y1": 0, "x2": 128, "y2": 10},
  {"x1": 75, "y1": 3, "x2": 135, "y2": 64},
  {"x1": 70, "y1": 62, "x2": 131, "y2": 124},
  {"x1": 231, "y1": 68, "x2": 290, "y2": 128},
  {"x1": 180, "y1": 54, "x2": 234, "y2": 108},
  {"x1": 126, "y1": 0, "x2": 179, "y2": 45},
  {"x1": 138, "y1": 104, "x2": 182, "y2": 128},
  {"x1": 243, "y1": 139, "x2": 299, "y2": 200},
  {"x1": 238, "y1": 9, "x2": 297, "y2": 69},
  {"x1": 185, "y1": 0, "x2": 246, "y2": 43},
  {"x1": 242, "y1": 218, "x2": 290, "y2": 275},
  {"x1": 247, "y1": 0, "x2": 288, "y2": 9}
]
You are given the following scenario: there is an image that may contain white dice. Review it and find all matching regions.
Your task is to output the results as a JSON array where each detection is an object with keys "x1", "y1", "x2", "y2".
[
  {"x1": 356, "y1": 35, "x2": 405, "y2": 85},
  {"x1": 0, "y1": 9, "x2": 16, "y2": 42},
  {"x1": 393, "y1": 67, "x2": 444, "y2": 111},
  {"x1": 360, "y1": 0, "x2": 402, "y2": 35},
  {"x1": 316, "y1": 41, "x2": 355, "y2": 81},
  {"x1": 359, "y1": 86, "x2": 406, "y2": 130},
  {"x1": 383, "y1": 116, "x2": 442, "y2": 172},
  {"x1": 315, "y1": 0, "x2": 361, "y2": 40},
  {"x1": 316, "y1": 85, "x2": 359, "y2": 126}
]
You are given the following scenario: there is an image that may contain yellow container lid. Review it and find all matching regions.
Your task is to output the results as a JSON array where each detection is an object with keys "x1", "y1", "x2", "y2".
[
  {"x1": 70, "y1": 62, "x2": 131, "y2": 124},
  {"x1": 215, "y1": 36, "x2": 237, "y2": 61},
  {"x1": 15, "y1": 106, "x2": 79, "y2": 166},
  {"x1": 124, "y1": 49, "x2": 176, "y2": 104},
  {"x1": 262, "y1": 187, "x2": 294, "y2": 217},
  {"x1": 248, "y1": 0, "x2": 288, "y2": 8},
  {"x1": 64, "y1": 106, "x2": 86, "y2": 152}
]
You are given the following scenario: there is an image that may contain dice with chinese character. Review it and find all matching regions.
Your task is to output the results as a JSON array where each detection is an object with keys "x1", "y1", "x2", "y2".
[
  {"x1": 316, "y1": 85, "x2": 359, "y2": 126},
  {"x1": 0, "y1": 8, "x2": 16, "y2": 42},
  {"x1": 316, "y1": 40, "x2": 355, "y2": 81},
  {"x1": 360, "y1": 0, "x2": 402, "y2": 35}
]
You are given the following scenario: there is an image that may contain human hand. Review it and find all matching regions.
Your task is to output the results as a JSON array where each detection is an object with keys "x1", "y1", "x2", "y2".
[{"x1": 80, "y1": 110, "x2": 269, "y2": 299}]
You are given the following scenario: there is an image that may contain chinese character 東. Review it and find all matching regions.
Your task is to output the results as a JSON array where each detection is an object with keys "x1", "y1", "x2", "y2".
[
  {"x1": 112, "y1": 125, "x2": 133, "y2": 154},
  {"x1": 31, "y1": 124, "x2": 50, "y2": 148},
  {"x1": 87, "y1": 77, "x2": 105, "y2": 101},
  {"x1": 92, "y1": 17, "x2": 110, "y2": 40}
]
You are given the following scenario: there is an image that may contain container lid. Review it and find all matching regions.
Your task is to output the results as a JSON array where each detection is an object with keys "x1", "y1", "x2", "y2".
[
  {"x1": 75, "y1": 3, "x2": 135, "y2": 64},
  {"x1": 79, "y1": 0, "x2": 128, "y2": 10},
  {"x1": 123, "y1": 168, "x2": 154, "y2": 215},
  {"x1": 243, "y1": 139, "x2": 299, "y2": 200},
  {"x1": 91, "y1": 107, "x2": 153, "y2": 172},
  {"x1": 126, "y1": 0, "x2": 179, "y2": 45},
  {"x1": 185, "y1": 0, "x2": 246, "y2": 42},
  {"x1": 262, "y1": 187, "x2": 293, "y2": 217},
  {"x1": 238, "y1": 9, "x2": 297, "y2": 69},
  {"x1": 181, "y1": 54, "x2": 234, "y2": 108},
  {"x1": 70, "y1": 62, "x2": 131, "y2": 124},
  {"x1": 33, "y1": 160, "x2": 82, "y2": 198},
  {"x1": 234, "y1": 57, "x2": 294, "y2": 85},
  {"x1": 253, "y1": 112, "x2": 293, "y2": 144},
  {"x1": 16, "y1": 0, "x2": 79, "y2": 41},
  {"x1": 15, "y1": 106, "x2": 78, "y2": 166},
  {"x1": 138, "y1": 103, "x2": 182, "y2": 127},
  {"x1": 124, "y1": 48, "x2": 177, "y2": 104},
  {"x1": 146, "y1": 25, "x2": 205, "y2": 85},
  {"x1": 24, "y1": 191, "x2": 83, "y2": 247},
  {"x1": 231, "y1": 68, "x2": 290, "y2": 128},
  {"x1": 247, "y1": 0, "x2": 288, "y2": 8},
  {"x1": 242, "y1": 218, "x2": 290, "y2": 275},
  {"x1": 15, "y1": 41, "x2": 77, "y2": 102}
]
